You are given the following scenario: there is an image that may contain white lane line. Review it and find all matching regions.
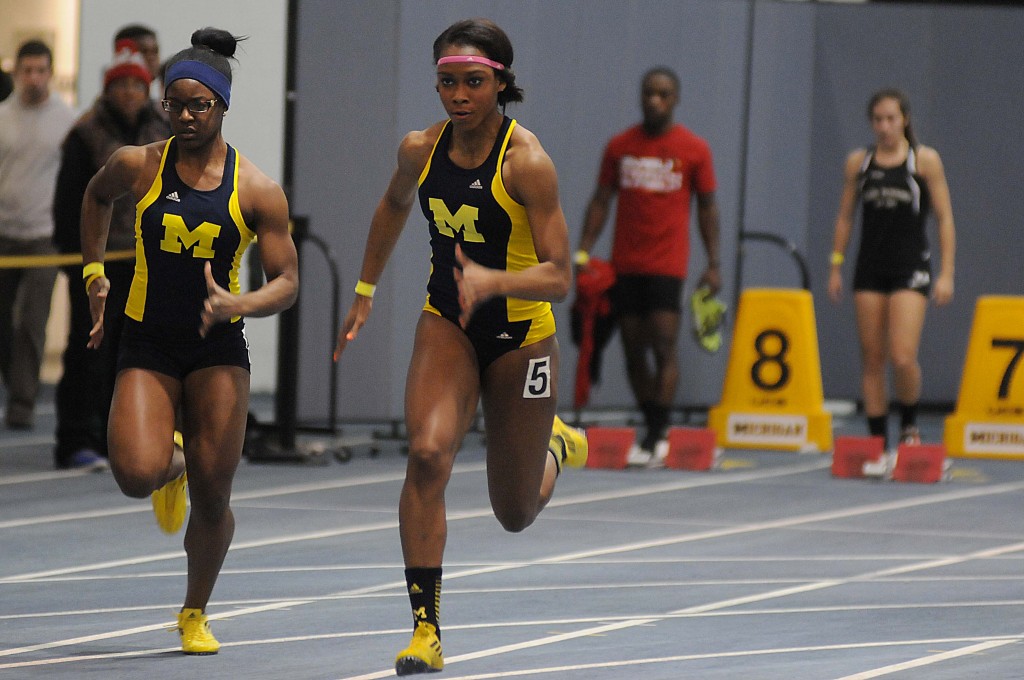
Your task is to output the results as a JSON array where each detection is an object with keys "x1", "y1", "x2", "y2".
[
  {"x1": 669, "y1": 540, "x2": 1024, "y2": 617},
  {"x1": 0, "y1": 467, "x2": 428, "y2": 530},
  {"x1": 0, "y1": 458, "x2": 826, "y2": 531},
  {"x1": 5, "y1": 590, "x2": 1024, "y2": 624},
  {"x1": 340, "y1": 636, "x2": 1024, "y2": 680},
  {"x1": 312, "y1": 476, "x2": 1024, "y2": 607},
  {"x1": 1, "y1": 460, "x2": 829, "y2": 580},
  {"x1": 0, "y1": 601, "x2": 309, "y2": 658},
  {"x1": 9, "y1": 561, "x2": 1024, "y2": 587},
  {"x1": 0, "y1": 468, "x2": 99, "y2": 485},
  {"x1": 4, "y1": 464, "x2": 1023, "y2": 672},
  {"x1": 450, "y1": 638, "x2": 1024, "y2": 680},
  {"x1": 3, "y1": 634, "x2": 1020, "y2": 674},
  {"x1": 337, "y1": 527, "x2": 1024, "y2": 678},
  {"x1": 833, "y1": 638, "x2": 1023, "y2": 679}
]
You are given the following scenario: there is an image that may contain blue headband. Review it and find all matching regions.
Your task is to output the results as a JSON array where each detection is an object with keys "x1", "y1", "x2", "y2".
[{"x1": 165, "y1": 60, "x2": 231, "y2": 108}]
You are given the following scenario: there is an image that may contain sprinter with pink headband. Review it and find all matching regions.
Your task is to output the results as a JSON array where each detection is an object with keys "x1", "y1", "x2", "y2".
[
  {"x1": 335, "y1": 17, "x2": 587, "y2": 675},
  {"x1": 79, "y1": 27, "x2": 298, "y2": 655}
]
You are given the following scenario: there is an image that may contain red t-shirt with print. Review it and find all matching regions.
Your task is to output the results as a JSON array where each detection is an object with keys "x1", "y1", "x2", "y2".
[{"x1": 598, "y1": 123, "x2": 716, "y2": 278}]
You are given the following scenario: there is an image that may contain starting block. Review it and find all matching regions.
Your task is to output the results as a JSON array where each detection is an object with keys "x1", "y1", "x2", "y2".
[
  {"x1": 585, "y1": 427, "x2": 635, "y2": 469},
  {"x1": 831, "y1": 436, "x2": 885, "y2": 479},
  {"x1": 892, "y1": 443, "x2": 949, "y2": 483},
  {"x1": 664, "y1": 427, "x2": 720, "y2": 471}
]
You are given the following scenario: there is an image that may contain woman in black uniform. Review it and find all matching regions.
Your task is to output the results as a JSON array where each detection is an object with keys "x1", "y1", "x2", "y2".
[
  {"x1": 335, "y1": 18, "x2": 587, "y2": 676},
  {"x1": 80, "y1": 27, "x2": 298, "y2": 654},
  {"x1": 828, "y1": 88, "x2": 955, "y2": 448}
]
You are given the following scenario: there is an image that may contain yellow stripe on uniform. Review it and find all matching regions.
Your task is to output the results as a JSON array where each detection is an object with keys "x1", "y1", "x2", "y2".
[
  {"x1": 490, "y1": 119, "x2": 552, "y2": 330},
  {"x1": 126, "y1": 137, "x2": 173, "y2": 321},
  {"x1": 227, "y1": 148, "x2": 256, "y2": 321}
]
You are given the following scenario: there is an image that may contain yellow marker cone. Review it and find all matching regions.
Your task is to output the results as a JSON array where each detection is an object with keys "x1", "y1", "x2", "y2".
[
  {"x1": 944, "y1": 296, "x2": 1024, "y2": 460},
  {"x1": 708, "y1": 288, "x2": 832, "y2": 452}
]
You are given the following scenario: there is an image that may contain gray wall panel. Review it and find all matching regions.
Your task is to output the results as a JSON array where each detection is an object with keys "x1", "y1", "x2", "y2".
[
  {"x1": 291, "y1": 0, "x2": 402, "y2": 421},
  {"x1": 809, "y1": 3, "x2": 1024, "y2": 404},
  {"x1": 290, "y1": 0, "x2": 1023, "y2": 423}
]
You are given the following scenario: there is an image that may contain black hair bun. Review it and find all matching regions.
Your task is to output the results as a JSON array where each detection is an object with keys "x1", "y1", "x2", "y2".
[{"x1": 190, "y1": 27, "x2": 242, "y2": 58}]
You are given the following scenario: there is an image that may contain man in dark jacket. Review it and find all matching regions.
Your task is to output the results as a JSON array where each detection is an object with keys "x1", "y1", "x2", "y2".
[{"x1": 52, "y1": 38, "x2": 169, "y2": 469}]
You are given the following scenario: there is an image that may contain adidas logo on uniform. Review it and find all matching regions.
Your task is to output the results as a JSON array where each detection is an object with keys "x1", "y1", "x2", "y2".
[
  {"x1": 165, "y1": 191, "x2": 181, "y2": 202},
  {"x1": 496, "y1": 331, "x2": 513, "y2": 340},
  {"x1": 469, "y1": 179, "x2": 483, "y2": 190}
]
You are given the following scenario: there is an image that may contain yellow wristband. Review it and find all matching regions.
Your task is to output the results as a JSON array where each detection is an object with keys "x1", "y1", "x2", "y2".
[
  {"x1": 354, "y1": 280, "x2": 376, "y2": 298},
  {"x1": 830, "y1": 251, "x2": 845, "y2": 266},
  {"x1": 83, "y1": 261, "x2": 105, "y2": 293},
  {"x1": 573, "y1": 250, "x2": 590, "y2": 266},
  {"x1": 82, "y1": 261, "x2": 104, "y2": 279}
]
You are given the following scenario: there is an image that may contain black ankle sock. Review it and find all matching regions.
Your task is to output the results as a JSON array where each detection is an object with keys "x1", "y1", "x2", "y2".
[
  {"x1": 867, "y1": 414, "x2": 889, "y2": 449},
  {"x1": 897, "y1": 401, "x2": 918, "y2": 431},
  {"x1": 549, "y1": 436, "x2": 565, "y2": 475},
  {"x1": 405, "y1": 567, "x2": 442, "y2": 637},
  {"x1": 641, "y1": 403, "x2": 669, "y2": 450}
]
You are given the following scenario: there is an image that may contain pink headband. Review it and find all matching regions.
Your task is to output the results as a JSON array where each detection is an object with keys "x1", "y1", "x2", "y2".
[{"x1": 437, "y1": 55, "x2": 505, "y2": 71}]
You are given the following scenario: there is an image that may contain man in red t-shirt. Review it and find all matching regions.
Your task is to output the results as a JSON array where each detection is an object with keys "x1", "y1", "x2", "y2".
[{"x1": 576, "y1": 66, "x2": 721, "y2": 466}]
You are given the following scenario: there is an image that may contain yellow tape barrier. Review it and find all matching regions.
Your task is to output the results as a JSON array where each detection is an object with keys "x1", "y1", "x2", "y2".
[{"x1": 0, "y1": 249, "x2": 135, "y2": 269}]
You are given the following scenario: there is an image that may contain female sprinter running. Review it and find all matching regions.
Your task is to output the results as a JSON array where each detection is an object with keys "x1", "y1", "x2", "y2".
[
  {"x1": 80, "y1": 27, "x2": 298, "y2": 654},
  {"x1": 334, "y1": 17, "x2": 588, "y2": 676}
]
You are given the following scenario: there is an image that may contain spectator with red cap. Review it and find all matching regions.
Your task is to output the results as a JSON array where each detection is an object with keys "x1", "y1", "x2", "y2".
[
  {"x1": 51, "y1": 37, "x2": 169, "y2": 470},
  {"x1": 112, "y1": 24, "x2": 163, "y2": 100}
]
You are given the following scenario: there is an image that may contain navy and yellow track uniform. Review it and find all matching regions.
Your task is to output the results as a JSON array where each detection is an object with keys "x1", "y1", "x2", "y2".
[
  {"x1": 418, "y1": 116, "x2": 555, "y2": 372},
  {"x1": 116, "y1": 137, "x2": 255, "y2": 378},
  {"x1": 853, "y1": 146, "x2": 933, "y2": 296}
]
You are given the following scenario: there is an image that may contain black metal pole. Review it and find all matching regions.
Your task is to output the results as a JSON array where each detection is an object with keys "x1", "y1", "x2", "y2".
[
  {"x1": 272, "y1": 0, "x2": 302, "y2": 452},
  {"x1": 732, "y1": 0, "x2": 757, "y2": 314},
  {"x1": 274, "y1": 216, "x2": 307, "y2": 451}
]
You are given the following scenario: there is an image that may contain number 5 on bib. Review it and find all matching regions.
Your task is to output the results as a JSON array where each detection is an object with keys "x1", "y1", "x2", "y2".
[{"x1": 708, "y1": 288, "x2": 832, "y2": 452}]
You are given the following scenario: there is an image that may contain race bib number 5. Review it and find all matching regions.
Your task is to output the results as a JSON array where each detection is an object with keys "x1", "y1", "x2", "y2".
[{"x1": 524, "y1": 356, "x2": 551, "y2": 399}]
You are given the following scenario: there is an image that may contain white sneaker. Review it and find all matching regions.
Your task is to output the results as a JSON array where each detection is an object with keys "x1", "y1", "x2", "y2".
[
  {"x1": 626, "y1": 444, "x2": 652, "y2": 467},
  {"x1": 862, "y1": 451, "x2": 896, "y2": 479},
  {"x1": 646, "y1": 440, "x2": 670, "y2": 469}
]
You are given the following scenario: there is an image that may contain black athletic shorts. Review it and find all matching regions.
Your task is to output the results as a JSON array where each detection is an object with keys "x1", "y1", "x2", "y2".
[
  {"x1": 610, "y1": 274, "x2": 684, "y2": 317},
  {"x1": 116, "y1": 318, "x2": 251, "y2": 379},
  {"x1": 853, "y1": 264, "x2": 932, "y2": 297},
  {"x1": 429, "y1": 306, "x2": 554, "y2": 375}
]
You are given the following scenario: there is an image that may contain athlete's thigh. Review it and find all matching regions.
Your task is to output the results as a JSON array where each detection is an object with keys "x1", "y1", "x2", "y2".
[
  {"x1": 405, "y1": 312, "x2": 481, "y2": 456},
  {"x1": 181, "y1": 365, "x2": 250, "y2": 487},
  {"x1": 853, "y1": 291, "x2": 889, "y2": 360},
  {"x1": 648, "y1": 309, "x2": 682, "y2": 357},
  {"x1": 108, "y1": 368, "x2": 181, "y2": 472},
  {"x1": 618, "y1": 313, "x2": 649, "y2": 356},
  {"x1": 887, "y1": 289, "x2": 928, "y2": 360},
  {"x1": 481, "y1": 335, "x2": 559, "y2": 495}
]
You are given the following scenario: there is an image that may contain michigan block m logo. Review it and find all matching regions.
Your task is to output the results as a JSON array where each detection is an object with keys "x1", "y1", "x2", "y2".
[
  {"x1": 161, "y1": 214, "x2": 222, "y2": 258},
  {"x1": 428, "y1": 198, "x2": 484, "y2": 242}
]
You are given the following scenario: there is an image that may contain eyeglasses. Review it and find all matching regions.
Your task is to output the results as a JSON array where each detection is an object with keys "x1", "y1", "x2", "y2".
[{"x1": 161, "y1": 98, "x2": 218, "y2": 114}]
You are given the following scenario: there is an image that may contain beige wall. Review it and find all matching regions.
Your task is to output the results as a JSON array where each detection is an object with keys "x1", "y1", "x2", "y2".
[{"x1": 1, "y1": 0, "x2": 79, "y2": 106}]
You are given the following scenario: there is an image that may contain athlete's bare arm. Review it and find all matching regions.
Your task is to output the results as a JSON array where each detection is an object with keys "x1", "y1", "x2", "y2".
[
  {"x1": 334, "y1": 124, "x2": 440, "y2": 356},
  {"x1": 80, "y1": 142, "x2": 165, "y2": 348},
  {"x1": 916, "y1": 145, "x2": 955, "y2": 305},
  {"x1": 199, "y1": 158, "x2": 299, "y2": 336},
  {"x1": 828, "y1": 148, "x2": 867, "y2": 303}
]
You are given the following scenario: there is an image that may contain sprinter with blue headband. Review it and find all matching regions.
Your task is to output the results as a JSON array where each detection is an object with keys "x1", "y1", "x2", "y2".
[{"x1": 79, "y1": 27, "x2": 298, "y2": 655}]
